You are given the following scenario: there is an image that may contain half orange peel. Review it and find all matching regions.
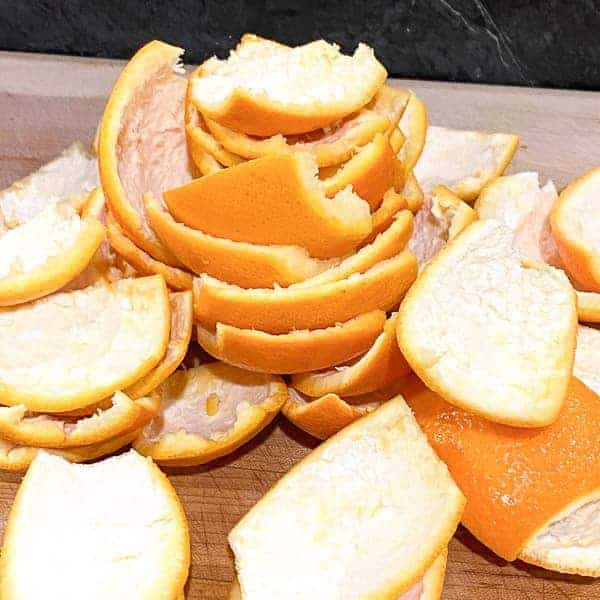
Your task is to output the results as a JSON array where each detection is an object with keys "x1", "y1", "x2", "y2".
[
  {"x1": 291, "y1": 312, "x2": 411, "y2": 397},
  {"x1": 145, "y1": 194, "x2": 338, "y2": 288},
  {"x1": 406, "y1": 374, "x2": 600, "y2": 576},
  {"x1": 0, "y1": 201, "x2": 105, "y2": 306},
  {"x1": 414, "y1": 126, "x2": 519, "y2": 201},
  {"x1": 0, "y1": 275, "x2": 171, "y2": 412},
  {"x1": 163, "y1": 153, "x2": 372, "y2": 259},
  {"x1": 189, "y1": 38, "x2": 387, "y2": 136},
  {"x1": 133, "y1": 362, "x2": 287, "y2": 466},
  {"x1": 194, "y1": 250, "x2": 418, "y2": 334},
  {"x1": 0, "y1": 391, "x2": 159, "y2": 449},
  {"x1": 98, "y1": 40, "x2": 192, "y2": 267},
  {"x1": 551, "y1": 167, "x2": 600, "y2": 292},
  {"x1": 196, "y1": 310, "x2": 386, "y2": 375}
]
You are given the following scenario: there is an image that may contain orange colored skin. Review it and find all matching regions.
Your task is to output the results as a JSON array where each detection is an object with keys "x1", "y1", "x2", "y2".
[{"x1": 404, "y1": 376, "x2": 600, "y2": 561}]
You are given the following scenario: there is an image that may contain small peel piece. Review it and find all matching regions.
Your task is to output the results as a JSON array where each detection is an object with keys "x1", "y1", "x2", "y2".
[
  {"x1": 0, "y1": 275, "x2": 171, "y2": 412},
  {"x1": 283, "y1": 381, "x2": 405, "y2": 440},
  {"x1": 572, "y1": 325, "x2": 600, "y2": 396},
  {"x1": 551, "y1": 167, "x2": 600, "y2": 292},
  {"x1": 105, "y1": 211, "x2": 193, "y2": 291},
  {"x1": 0, "y1": 202, "x2": 105, "y2": 306},
  {"x1": 145, "y1": 194, "x2": 337, "y2": 288},
  {"x1": 414, "y1": 126, "x2": 519, "y2": 201},
  {"x1": 321, "y1": 133, "x2": 404, "y2": 210},
  {"x1": 194, "y1": 250, "x2": 417, "y2": 334},
  {"x1": 125, "y1": 291, "x2": 193, "y2": 398},
  {"x1": 229, "y1": 396, "x2": 464, "y2": 600},
  {"x1": 408, "y1": 186, "x2": 477, "y2": 268},
  {"x1": 0, "y1": 142, "x2": 98, "y2": 229},
  {"x1": 0, "y1": 391, "x2": 159, "y2": 449},
  {"x1": 577, "y1": 291, "x2": 600, "y2": 323},
  {"x1": 0, "y1": 450, "x2": 190, "y2": 599},
  {"x1": 398, "y1": 91, "x2": 428, "y2": 171},
  {"x1": 98, "y1": 40, "x2": 192, "y2": 266},
  {"x1": 398, "y1": 220, "x2": 577, "y2": 427},
  {"x1": 291, "y1": 312, "x2": 410, "y2": 397},
  {"x1": 190, "y1": 38, "x2": 387, "y2": 136},
  {"x1": 133, "y1": 362, "x2": 287, "y2": 465},
  {"x1": 163, "y1": 153, "x2": 372, "y2": 260},
  {"x1": 196, "y1": 311, "x2": 386, "y2": 375}
]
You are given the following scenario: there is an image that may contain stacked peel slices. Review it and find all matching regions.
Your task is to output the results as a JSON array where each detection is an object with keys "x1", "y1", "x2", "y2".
[{"x1": 4, "y1": 31, "x2": 600, "y2": 600}]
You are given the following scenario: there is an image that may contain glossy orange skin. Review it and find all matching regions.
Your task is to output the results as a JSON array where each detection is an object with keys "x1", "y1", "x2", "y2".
[{"x1": 404, "y1": 375, "x2": 600, "y2": 560}]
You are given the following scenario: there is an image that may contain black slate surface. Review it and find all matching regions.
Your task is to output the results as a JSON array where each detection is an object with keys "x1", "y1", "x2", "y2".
[{"x1": 1, "y1": 0, "x2": 599, "y2": 90}]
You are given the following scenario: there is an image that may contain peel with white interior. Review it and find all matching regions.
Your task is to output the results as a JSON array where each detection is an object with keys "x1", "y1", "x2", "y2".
[
  {"x1": 283, "y1": 380, "x2": 407, "y2": 440},
  {"x1": 321, "y1": 133, "x2": 404, "y2": 210},
  {"x1": 0, "y1": 391, "x2": 159, "y2": 448},
  {"x1": 228, "y1": 549, "x2": 447, "y2": 599},
  {"x1": 0, "y1": 451, "x2": 190, "y2": 598},
  {"x1": 0, "y1": 202, "x2": 105, "y2": 306},
  {"x1": 190, "y1": 37, "x2": 386, "y2": 136},
  {"x1": 229, "y1": 396, "x2": 464, "y2": 600},
  {"x1": 124, "y1": 291, "x2": 193, "y2": 398},
  {"x1": 133, "y1": 363, "x2": 287, "y2": 465},
  {"x1": 398, "y1": 220, "x2": 577, "y2": 427},
  {"x1": 145, "y1": 194, "x2": 338, "y2": 288},
  {"x1": 405, "y1": 374, "x2": 600, "y2": 575},
  {"x1": 291, "y1": 312, "x2": 411, "y2": 397},
  {"x1": 551, "y1": 167, "x2": 600, "y2": 292},
  {"x1": 105, "y1": 211, "x2": 193, "y2": 291},
  {"x1": 163, "y1": 153, "x2": 372, "y2": 259},
  {"x1": 0, "y1": 275, "x2": 171, "y2": 412},
  {"x1": 203, "y1": 84, "x2": 406, "y2": 168},
  {"x1": 0, "y1": 429, "x2": 139, "y2": 472},
  {"x1": 98, "y1": 40, "x2": 192, "y2": 266},
  {"x1": 577, "y1": 291, "x2": 600, "y2": 323},
  {"x1": 0, "y1": 142, "x2": 98, "y2": 229},
  {"x1": 408, "y1": 186, "x2": 477, "y2": 268},
  {"x1": 194, "y1": 250, "x2": 417, "y2": 334},
  {"x1": 414, "y1": 126, "x2": 519, "y2": 201},
  {"x1": 196, "y1": 311, "x2": 386, "y2": 375}
]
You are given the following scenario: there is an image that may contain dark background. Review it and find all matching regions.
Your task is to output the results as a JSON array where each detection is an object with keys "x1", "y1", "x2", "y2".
[{"x1": 1, "y1": 0, "x2": 599, "y2": 90}]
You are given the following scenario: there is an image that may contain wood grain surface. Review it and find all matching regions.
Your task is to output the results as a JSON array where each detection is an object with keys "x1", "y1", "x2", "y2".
[{"x1": 1, "y1": 51, "x2": 599, "y2": 600}]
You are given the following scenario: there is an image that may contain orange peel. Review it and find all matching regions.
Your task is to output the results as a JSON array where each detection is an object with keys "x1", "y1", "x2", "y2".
[
  {"x1": 0, "y1": 391, "x2": 159, "y2": 449},
  {"x1": 551, "y1": 167, "x2": 600, "y2": 292},
  {"x1": 291, "y1": 312, "x2": 410, "y2": 397},
  {"x1": 163, "y1": 153, "x2": 372, "y2": 259},
  {"x1": 145, "y1": 194, "x2": 337, "y2": 288},
  {"x1": 196, "y1": 311, "x2": 386, "y2": 374},
  {"x1": 124, "y1": 291, "x2": 193, "y2": 398},
  {"x1": 0, "y1": 275, "x2": 171, "y2": 412},
  {"x1": 98, "y1": 40, "x2": 192, "y2": 266},
  {"x1": 194, "y1": 250, "x2": 417, "y2": 334},
  {"x1": 189, "y1": 37, "x2": 387, "y2": 136},
  {"x1": 0, "y1": 201, "x2": 105, "y2": 306},
  {"x1": 398, "y1": 91, "x2": 428, "y2": 171},
  {"x1": 133, "y1": 362, "x2": 287, "y2": 465}
]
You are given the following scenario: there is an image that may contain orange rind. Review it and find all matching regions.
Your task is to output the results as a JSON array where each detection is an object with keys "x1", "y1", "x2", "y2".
[
  {"x1": 196, "y1": 311, "x2": 386, "y2": 374},
  {"x1": 291, "y1": 312, "x2": 410, "y2": 397},
  {"x1": 133, "y1": 362, "x2": 287, "y2": 465},
  {"x1": 163, "y1": 153, "x2": 372, "y2": 259},
  {"x1": 194, "y1": 250, "x2": 417, "y2": 334}
]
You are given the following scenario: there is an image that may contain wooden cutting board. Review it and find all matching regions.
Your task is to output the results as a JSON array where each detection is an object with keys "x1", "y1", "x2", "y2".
[{"x1": 1, "y1": 51, "x2": 599, "y2": 600}]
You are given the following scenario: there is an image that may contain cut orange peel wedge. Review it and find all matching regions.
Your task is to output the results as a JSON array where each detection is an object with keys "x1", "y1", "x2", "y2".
[
  {"x1": 194, "y1": 250, "x2": 417, "y2": 334},
  {"x1": 196, "y1": 311, "x2": 386, "y2": 375},
  {"x1": 291, "y1": 312, "x2": 411, "y2": 397},
  {"x1": 133, "y1": 362, "x2": 287, "y2": 465},
  {"x1": 163, "y1": 153, "x2": 372, "y2": 259},
  {"x1": 98, "y1": 40, "x2": 192, "y2": 266}
]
